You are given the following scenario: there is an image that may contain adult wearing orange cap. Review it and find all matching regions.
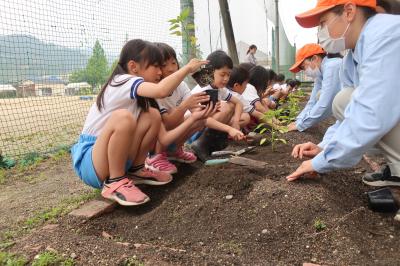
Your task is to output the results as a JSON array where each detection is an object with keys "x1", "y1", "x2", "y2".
[
  {"x1": 287, "y1": 43, "x2": 342, "y2": 132},
  {"x1": 287, "y1": 0, "x2": 400, "y2": 186}
]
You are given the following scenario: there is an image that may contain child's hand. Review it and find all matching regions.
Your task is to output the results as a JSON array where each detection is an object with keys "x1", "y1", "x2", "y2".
[
  {"x1": 287, "y1": 122, "x2": 298, "y2": 132},
  {"x1": 228, "y1": 127, "x2": 245, "y2": 141},
  {"x1": 182, "y1": 93, "x2": 210, "y2": 110},
  {"x1": 264, "y1": 86, "x2": 274, "y2": 96},
  {"x1": 291, "y1": 142, "x2": 322, "y2": 159},
  {"x1": 215, "y1": 101, "x2": 222, "y2": 112},
  {"x1": 185, "y1": 59, "x2": 209, "y2": 73},
  {"x1": 191, "y1": 102, "x2": 217, "y2": 121}
]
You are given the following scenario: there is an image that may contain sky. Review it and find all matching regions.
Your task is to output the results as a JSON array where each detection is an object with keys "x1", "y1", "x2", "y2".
[
  {"x1": 0, "y1": 0, "x2": 318, "y2": 60},
  {"x1": 194, "y1": 0, "x2": 318, "y2": 56}
]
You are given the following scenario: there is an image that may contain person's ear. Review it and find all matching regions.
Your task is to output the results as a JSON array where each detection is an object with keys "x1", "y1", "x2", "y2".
[
  {"x1": 343, "y1": 2, "x2": 357, "y2": 22},
  {"x1": 376, "y1": 6, "x2": 387, "y2": 14},
  {"x1": 127, "y1": 60, "x2": 138, "y2": 74}
]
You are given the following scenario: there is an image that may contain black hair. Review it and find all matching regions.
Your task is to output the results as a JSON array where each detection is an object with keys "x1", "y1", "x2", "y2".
[
  {"x1": 239, "y1": 62, "x2": 255, "y2": 73},
  {"x1": 249, "y1": 66, "x2": 277, "y2": 97},
  {"x1": 246, "y1": 44, "x2": 257, "y2": 55},
  {"x1": 331, "y1": 4, "x2": 377, "y2": 19},
  {"x1": 327, "y1": 53, "x2": 343, "y2": 59},
  {"x1": 227, "y1": 66, "x2": 249, "y2": 88},
  {"x1": 285, "y1": 78, "x2": 293, "y2": 84},
  {"x1": 302, "y1": 53, "x2": 326, "y2": 70},
  {"x1": 206, "y1": 50, "x2": 233, "y2": 70},
  {"x1": 154, "y1": 42, "x2": 178, "y2": 66},
  {"x1": 275, "y1": 73, "x2": 285, "y2": 83},
  {"x1": 287, "y1": 79, "x2": 298, "y2": 88},
  {"x1": 97, "y1": 39, "x2": 163, "y2": 111},
  {"x1": 306, "y1": 53, "x2": 326, "y2": 61},
  {"x1": 377, "y1": 0, "x2": 400, "y2": 14}
]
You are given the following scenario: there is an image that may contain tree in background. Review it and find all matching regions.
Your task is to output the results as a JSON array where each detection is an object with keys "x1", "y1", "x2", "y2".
[
  {"x1": 85, "y1": 40, "x2": 108, "y2": 88},
  {"x1": 69, "y1": 40, "x2": 108, "y2": 89}
]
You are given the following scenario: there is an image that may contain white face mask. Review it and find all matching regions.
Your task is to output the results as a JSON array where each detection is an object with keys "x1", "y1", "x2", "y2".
[
  {"x1": 317, "y1": 16, "x2": 350, "y2": 54},
  {"x1": 304, "y1": 66, "x2": 321, "y2": 79}
]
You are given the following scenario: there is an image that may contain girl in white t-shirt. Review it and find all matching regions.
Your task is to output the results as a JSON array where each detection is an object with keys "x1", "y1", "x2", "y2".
[
  {"x1": 71, "y1": 39, "x2": 210, "y2": 206},
  {"x1": 146, "y1": 43, "x2": 211, "y2": 174}
]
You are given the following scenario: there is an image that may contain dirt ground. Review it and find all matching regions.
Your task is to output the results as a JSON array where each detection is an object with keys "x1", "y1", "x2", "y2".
[
  {"x1": 0, "y1": 96, "x2": 93, "y2": 158},
  {"x1": 2, "y1": 118, "x2": 400, "y2": 265}
]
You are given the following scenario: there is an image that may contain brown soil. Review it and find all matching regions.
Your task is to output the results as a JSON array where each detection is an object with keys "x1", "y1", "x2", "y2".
[{"x1": 4, "y1": 119, "x2": 400, "y2": 265}]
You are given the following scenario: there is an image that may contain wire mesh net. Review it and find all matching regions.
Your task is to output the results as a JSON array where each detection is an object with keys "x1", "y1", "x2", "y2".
[
  {"x1": 0, "y1": 0, "x2": 296, "y2": 161},
  {"x1": 0, "y1": 0, "x2": 181, "y2": 159}
]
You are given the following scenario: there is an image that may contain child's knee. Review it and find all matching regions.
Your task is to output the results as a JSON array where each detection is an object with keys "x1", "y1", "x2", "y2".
[
  {"x1": 242, "y1": 113, "x2": 251, "y2": 125},
  {"x1": 221, "y1": 102, "x2": 234, "y2": 116},
  {"x1": 141, "y1": 107, "x2": 161, "y2": 122},
  {"x1": 111, "y1": 110, "x2": 136, "y2": 130}
]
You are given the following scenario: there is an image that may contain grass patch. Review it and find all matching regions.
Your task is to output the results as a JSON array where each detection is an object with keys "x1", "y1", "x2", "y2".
[
  {"x1": 121, "y1": 256, "x2": 144, "y2": 266},
  {"x1": 219, "y1": 240, "x2": 243, "y2": 256},
  {"x1": 18, "y1": 152, "x2": 45, "y2": 171},
  {"x1": 32, "y1": 251, "x2": 74, "y2": 266},
  {"x1": 0, "y1": 251, "x2": 27, "y2": 266},
  {"x1": 24, "y1": 189, "x2": 101, "y2": 229},
  {"x1": 0, "y1": 169, "x2": 5, "y2": 185},
  {"x1": 314, "y1": 219, "x2": 327, "y2": 232}
]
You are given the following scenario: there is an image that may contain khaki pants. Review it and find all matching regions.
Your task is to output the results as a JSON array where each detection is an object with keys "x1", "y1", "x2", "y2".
[{"x1": 332, "y1": 88, "x2": 400, "y2": 176}]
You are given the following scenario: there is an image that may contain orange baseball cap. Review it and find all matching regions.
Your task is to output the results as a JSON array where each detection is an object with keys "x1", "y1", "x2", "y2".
[
  {"x1": 295, "y1": 0, "x2": 377, "y2": 28},
  {"x1": 289, "y1": 44, "x2": 326, "y2": 73}
]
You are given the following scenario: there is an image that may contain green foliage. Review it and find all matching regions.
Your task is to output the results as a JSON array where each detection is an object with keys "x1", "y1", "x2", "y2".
[
  {"x1": 18, "y1": 152, "x2": 43, "y2": 168},
  {"x1": 168, "y1": 8, "x2": 201, "y2": 62},
  {"x1": 109, "y1": 59, "x2": 119, "y2": 76},
  {"x1": 0, "y1": 169, "x2": 6, "y2": 185},
  {"x1": 32, "y1": 251, "x2": 74, "y2": 266},
  {"x1": 314, "y1": 219, "x2": 327, "y2": 232},
  {"x1": 68, "y1": 40, "x2": 109, "y2": 90},
  {"x1": 24, "y1": 189, "x2": 100, "y2": 229},
  {"x1": 68, "y1": 69, "x2": 87, "y2": 83},
  {"x1": 86, "y1": 40, "x2": 109, "y2": 88},
  {"x1": 0, "y1": 155, "x2": 16, "y2": 169},
  {"x1": 256, "y1": 110, "x2": 288, "y2": 151},
  {"x1": 121, "y1": 256, "x2": 144, "y2": 266},
  {"x1": 51, "y1": 145, "x2": 70, "y2": 161},
  {"x1": 278, "y1": 94, "x2": 301, "y2": 124},
  {"x1": 0, "y1": 252, "x2": 27, "y2": 266}
]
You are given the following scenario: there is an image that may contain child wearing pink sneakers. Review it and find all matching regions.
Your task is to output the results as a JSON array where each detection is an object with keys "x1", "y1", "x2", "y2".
[
  {"x1": 71, "y1": 39, "x2": 212, "y2": 206},
  {"x1": 145, "y1": 43, "x2": 210, "y2": 174}
]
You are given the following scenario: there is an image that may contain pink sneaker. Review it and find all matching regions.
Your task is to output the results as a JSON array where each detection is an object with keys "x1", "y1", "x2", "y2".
[
  {"x1": 168, "y1": 147, "x2": 197, "y2": 163},
  {"x1": 101, "y1": 178, "x2": 150, "y2": 206},
  {"x1": 145, "y1": 153, "x2": 177, "y2": 174},
  {"x1": 129, "y1": 167, "x2": 173, "y2": 186}
]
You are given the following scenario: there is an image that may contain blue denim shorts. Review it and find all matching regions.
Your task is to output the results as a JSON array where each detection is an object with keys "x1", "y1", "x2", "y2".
[{"x1": 71, "y1": 134, "x2": 133, "y2": 189}]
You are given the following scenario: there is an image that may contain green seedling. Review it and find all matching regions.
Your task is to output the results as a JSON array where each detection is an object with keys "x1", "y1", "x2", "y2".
[
  {"x1": 255, "y1": 110, "x2": 288, "y2": 151},
  {"x1": 314, "y1": 219, "x2": 327, "y2": 232}
]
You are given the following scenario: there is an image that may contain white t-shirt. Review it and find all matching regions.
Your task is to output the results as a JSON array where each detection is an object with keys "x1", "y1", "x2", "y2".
[
  {"x1": 242, "y1": 84, "x2": 260, "y2": 106},
  {"x1": 157, "y1": 81, "x2": 191, "y2": 114},
  {"x1": 191, "y1": 85, "x2": 233, "y2": 102},
  {"x1": 82, "y1": 74, "x2": 143, "y2": 136},
  {"x1": 230, "y1": 90, "x2": 254, "y2": 114}
]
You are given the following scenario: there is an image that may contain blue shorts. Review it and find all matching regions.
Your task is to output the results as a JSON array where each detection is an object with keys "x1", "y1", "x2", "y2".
[{"x1": 71, "y1": 134, "x2": 132, "y2": 189}]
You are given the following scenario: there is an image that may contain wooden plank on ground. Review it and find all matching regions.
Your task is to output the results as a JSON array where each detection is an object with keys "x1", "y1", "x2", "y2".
[
  {"x1": 69, "y1": 198, "x2": 117, "y2": 219},
  {"x1": 229, "y1": 156, "x2": 267, "y2": 169}
]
